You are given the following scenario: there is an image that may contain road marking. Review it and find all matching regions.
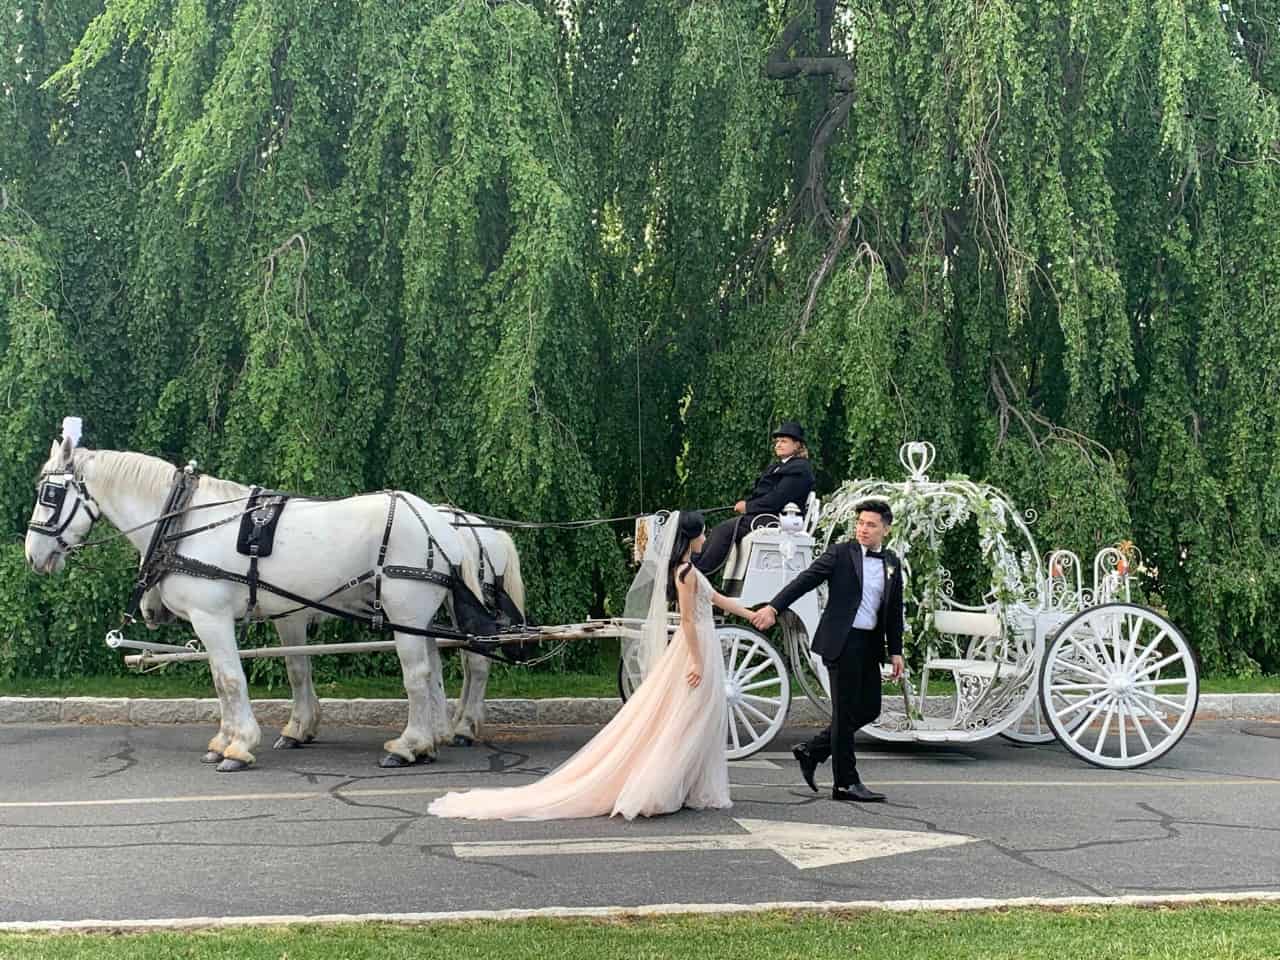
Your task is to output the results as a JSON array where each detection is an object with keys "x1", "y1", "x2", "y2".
[
  {"x1": 3, "y1": 891, "x2": 1279, "y2": 932},
  {"x1": 452, "y1": 818, "x2": 977, "y2": 870},
  {"x1": 1, "y1": 777, "x2": 1277, "y2": 810},
  {"x1": 727, "y1": 758, "x2": 779, "y2": 769}
]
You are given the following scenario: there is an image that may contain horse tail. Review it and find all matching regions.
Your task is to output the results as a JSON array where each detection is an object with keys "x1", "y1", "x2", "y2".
[
  {"x1": 496, "y1": 531, "x2": 526, "y2": 617},
  {"x1": 455, "y1": 540, "x2": 485, "y2": 607}
]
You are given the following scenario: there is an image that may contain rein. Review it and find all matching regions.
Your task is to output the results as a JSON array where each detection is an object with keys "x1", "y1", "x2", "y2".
[{"x1": 449, "y1": 503, "x2": 738, "y2": 530}]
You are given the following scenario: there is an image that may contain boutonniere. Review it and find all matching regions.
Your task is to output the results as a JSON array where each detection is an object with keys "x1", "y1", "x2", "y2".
[{"x1": 885, "y1": 561, "x2": 898, "y2": 579}]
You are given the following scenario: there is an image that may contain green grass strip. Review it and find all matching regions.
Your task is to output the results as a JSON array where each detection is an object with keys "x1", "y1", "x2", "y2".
[{"x1": 2, "y1": 905, "x2": 1280, "y2": 959}]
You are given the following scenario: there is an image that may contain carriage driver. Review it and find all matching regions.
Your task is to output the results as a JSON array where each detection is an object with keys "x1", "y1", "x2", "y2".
[{"x1": 693, "y1": 421, "x2": 815, "y2": 577}]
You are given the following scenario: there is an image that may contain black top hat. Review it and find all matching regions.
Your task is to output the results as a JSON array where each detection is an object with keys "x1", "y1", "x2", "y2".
[{"x1": 770, "y1": 421, "x2": 805, "y2": 442}]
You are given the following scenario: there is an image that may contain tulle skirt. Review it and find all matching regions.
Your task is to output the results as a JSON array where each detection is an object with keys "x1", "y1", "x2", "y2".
[{"x1": 428, "y1": 625, "x2": 730, "y2": 821}]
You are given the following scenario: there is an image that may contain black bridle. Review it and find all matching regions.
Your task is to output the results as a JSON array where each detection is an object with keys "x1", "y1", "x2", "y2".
[{"x1": 28, "y1": 471, "x2": 101, "y2": 552}]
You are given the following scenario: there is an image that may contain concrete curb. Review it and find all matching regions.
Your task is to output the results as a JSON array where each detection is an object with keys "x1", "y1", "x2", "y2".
[
  {"x1": 0, "y1": 693, "x2": 1276, "y2": 726},
  {"x1": 2, "y1": 890, "x2": 1280, "y2": 932}
]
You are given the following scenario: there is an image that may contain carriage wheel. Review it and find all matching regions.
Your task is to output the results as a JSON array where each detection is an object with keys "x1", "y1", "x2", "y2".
[
  {"x1": 1040, "y1": 602, "x2": 1199, "y2": 768},
  {"x1": 616, "y1": 641, "x2": 644, "y2": 702},
  {"x1": 997, "y1": 635, "x2": 1088, "y2": 744},
  {"x1": 720, "y1": 625, "x2": 791, "y2": 760},
  {"x1": 781, "y1": 612, "x2": 829, "y2": 714},
  {"x1": 1000, "y1": 690, "x2": 1089, "y2": 744}
]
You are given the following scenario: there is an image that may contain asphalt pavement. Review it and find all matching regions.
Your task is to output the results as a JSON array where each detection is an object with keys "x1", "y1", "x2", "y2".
[{"x1": 1, "y1": 720, "x2": 1277, "y2": 924}]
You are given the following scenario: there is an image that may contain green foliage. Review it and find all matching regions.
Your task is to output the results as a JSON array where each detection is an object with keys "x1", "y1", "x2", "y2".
[{"x1": 2, "y1": 0, "x2": 1279, "y2": 683}]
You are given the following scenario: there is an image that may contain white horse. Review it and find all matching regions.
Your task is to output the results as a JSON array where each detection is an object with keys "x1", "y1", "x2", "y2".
[
  {"x1": 138, "y1": 504, "x2": 528, "y2": 749},
  {"x1": 24, "y1": 436, "x2": 487, "y2": 772}
]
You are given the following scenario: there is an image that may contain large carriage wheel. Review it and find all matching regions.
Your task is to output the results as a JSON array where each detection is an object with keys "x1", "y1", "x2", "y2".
[
  {"x1": 720, "y1": 625, "x2": 791, "y2": 760},
  {"x1": 781, "y1": 611, "x2": 829, "y2": 714},
  {"x1": 618, "y1": 624, "x2": 791, "y2": 760},
  {"x1": 997, "y1": 631, "x2": 1087, "y2": 745},
  {"x1": 616, "y1": 640, "x2": 644, "y2": 702},
  {"x1": 1040, "y1": 602, "x2": 1199, "y2": 769},
  {"x1": 1000, "y1": 690, "x2": 1089, "y2": 744}
]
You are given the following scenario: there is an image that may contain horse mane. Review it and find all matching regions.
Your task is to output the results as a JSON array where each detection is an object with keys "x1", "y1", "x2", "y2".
[{"x1": 76, "y1": 449, "x2": 250, "y2": 502}]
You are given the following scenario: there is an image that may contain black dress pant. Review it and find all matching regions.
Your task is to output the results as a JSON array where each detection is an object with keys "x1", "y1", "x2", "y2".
[
  {"x1": 804, "y1": 628, "x2": 883, "y2": 787},
  {"x1": 694, "y1": 515, "x2": 757, "y2": 575}
]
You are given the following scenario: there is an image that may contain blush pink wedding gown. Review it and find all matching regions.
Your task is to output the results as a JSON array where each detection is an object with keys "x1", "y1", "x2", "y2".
[{"x1": 428, "y1": 568, "x2": 731, "y2": 820}]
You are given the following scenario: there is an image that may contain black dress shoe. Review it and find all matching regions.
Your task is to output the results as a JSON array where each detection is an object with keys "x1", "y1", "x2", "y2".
[
  {"x1": 832, "y1": 782, "x2": 886, "y2": 803},
  {"x1": 791, "y1": 744, "x2": 819, "y2": 793}
]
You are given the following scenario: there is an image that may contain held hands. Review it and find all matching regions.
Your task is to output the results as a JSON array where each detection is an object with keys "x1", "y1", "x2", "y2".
[
  {"x1": 733, "y1": 500, "x2": 747, "y2": 514},
  {"x1": 750, "y1": 605, "x2": 777, "y2": 631},
  {"x1": 890, "y1": 654, "x2": 905, "y2": 680},
  {"x1": 686, "y1": 658, "x2": 703, "y2": 688}
]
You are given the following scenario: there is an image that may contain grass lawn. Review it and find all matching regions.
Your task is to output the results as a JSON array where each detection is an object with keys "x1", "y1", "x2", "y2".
[
  {"x1": 1, "y1": 905, "x2": 1279, "y2": 959},
  {"x1": 1, "y1": 668, "x2": 1276, "y2": 701},
  {"x1": 0, "y1": 667, "x2": 1274, "y2": 701}
]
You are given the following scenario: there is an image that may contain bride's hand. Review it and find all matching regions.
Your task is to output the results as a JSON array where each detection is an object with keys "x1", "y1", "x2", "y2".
[{"x1": 685, "y1": 659, "x2": 702, "y2": 688}]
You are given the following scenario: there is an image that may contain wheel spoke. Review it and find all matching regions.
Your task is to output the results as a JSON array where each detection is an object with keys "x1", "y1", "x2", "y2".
[
  {"x1": 1055, "y1": 688, "x2": 1108, "y2": 718},
  {"x1": 728, "y1": 709, "x2": 742, "y2": 750},
  {"x1": 1076, "y1": 695, "x2": 1113, "y2": 738},
  {"x1": 740, "y1": 677, "x2": 783, "y2": 693},
  {"x1": 1130, "y1": 688, "x2": 1188, "y2": 713},
  {"x1": 1093, "y1": 702, "x2": 1115, "y2": 754},
  {"x1": 1127, "y1": 627, "x2": 1170, "y2": 672},
  {"x1": 1130, "y1": 696, "x2": 1174, "y2": 736},
  {"x1": 739, "y1": 700, "x2": 775, "y2": 725},
  {"x1": 1132, "y1": 649, "x2": 1188, "y2": 679},
  {"x1": 1133, "y1": 677, "x2": 1189, "y2": 688},
  {"x1": 741, "y1": 693, "x2": 783, "y2": 711},
  {"x1": 1129, "y1": 706, "x2": 1154, "y2": 753},
  {"x1": 732, "y1": 702, "x2": 760, "y2": 742},
  {"x1": 1050, "y1": 681, "x2": 1108, "y2": 693},
  {"x1": 736, "y1": 648, "x2": 775, "y2": 684},
  {"x1": 1117, "y1": 702, "x2": 1128, "y2": 761},
  {"x1": 1064, "y1": 637, "x2": 1111, "y2": 677}
]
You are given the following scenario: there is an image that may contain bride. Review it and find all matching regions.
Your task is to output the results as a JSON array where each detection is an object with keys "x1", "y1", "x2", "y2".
[{"x1": 428, "y1": 510, "x2": 758, "y2": 820}]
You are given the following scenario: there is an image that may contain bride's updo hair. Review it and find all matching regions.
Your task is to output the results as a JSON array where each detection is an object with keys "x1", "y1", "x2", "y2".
[{"x1": 666, "y1": 510, "x2": 706, "y2": 602}]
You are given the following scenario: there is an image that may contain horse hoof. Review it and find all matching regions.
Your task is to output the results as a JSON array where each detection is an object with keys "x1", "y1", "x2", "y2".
[
  {"x1": 274, "y1": 735, "x2": 302, "y2": 750},
  {"x1": 201, "y1": 751, "x2": 223, "y2": 764},
  {"x1": 215, "y1": 758, "x2": 250, "y2": 773},
  {"x1": 379, "y1": 753, "x2": 413, "y2": 768},
  {"x1": 451, "y1": 735, "x2": 474, "y2": 748}
]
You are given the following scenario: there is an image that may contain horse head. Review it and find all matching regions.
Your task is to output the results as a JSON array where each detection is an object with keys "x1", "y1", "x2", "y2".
[{"x1": 24, "y1": 435, "x2": 100, "y2": 574}]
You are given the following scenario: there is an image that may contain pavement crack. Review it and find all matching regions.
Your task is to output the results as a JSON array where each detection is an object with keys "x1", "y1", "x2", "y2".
[
  {"x1": 90, "y1": 743, "x2": 138, "y2": 780},
  {"x1": 481, "y1": 741, "x2": 532, "y2": 773},
  {"x1": 418, "y1": 844, "x2": 540, "y2": 880},
  {"x1": 982, "y1": 839, "x2": 1109, "y2": 896}
]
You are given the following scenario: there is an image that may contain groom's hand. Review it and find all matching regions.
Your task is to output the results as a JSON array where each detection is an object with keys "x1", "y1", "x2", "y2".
[{"x1": 890, "y1": 655, "x2": 905, "y2": 680}]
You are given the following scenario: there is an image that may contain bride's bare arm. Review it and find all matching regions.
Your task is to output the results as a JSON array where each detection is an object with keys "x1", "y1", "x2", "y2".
[
  {"x1": 675, "y1": 565, "x2": 703, "y2": 687},
  {"x1": 709, "y1": 588, "x2": 757, "y2": 621}
]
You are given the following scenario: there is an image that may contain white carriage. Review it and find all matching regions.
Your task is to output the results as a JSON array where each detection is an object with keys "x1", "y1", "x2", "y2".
[{"x1": 621, "y1": 441, "x2": 1200, "y2": 769}]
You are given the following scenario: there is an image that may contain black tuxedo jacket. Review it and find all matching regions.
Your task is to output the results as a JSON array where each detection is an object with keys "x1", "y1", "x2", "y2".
[
  {"x1": 744, "y1": 457, "x2": 815, "y2": 516},
  {"x1": 768, "y1": 541, "x2": 904, "y2": 663}
]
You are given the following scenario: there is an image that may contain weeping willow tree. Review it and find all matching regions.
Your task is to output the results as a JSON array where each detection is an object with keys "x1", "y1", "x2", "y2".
[{"x1": 1, "y1": 0, "x2": 1278, "y2": 680}]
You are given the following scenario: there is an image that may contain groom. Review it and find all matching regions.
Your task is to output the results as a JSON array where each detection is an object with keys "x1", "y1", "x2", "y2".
[{"x1": 751, "y1": 498, "x2": 904, "y2": 802}]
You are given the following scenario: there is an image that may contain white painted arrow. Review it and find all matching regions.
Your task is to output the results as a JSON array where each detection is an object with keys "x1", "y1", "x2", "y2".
[{"x1": 451, "y1": 818, "x2": 978, "y2": 870}]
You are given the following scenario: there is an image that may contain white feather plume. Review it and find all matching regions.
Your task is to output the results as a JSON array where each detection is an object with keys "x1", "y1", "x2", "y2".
[{"x1": 60, "y1": 416, "x2": 83, "y2": 449}]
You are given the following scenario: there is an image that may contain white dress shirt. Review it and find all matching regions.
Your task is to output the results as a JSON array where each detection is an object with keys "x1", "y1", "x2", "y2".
[{"x1": 852, "y1": 545, "x2": 885, "y2": 630}]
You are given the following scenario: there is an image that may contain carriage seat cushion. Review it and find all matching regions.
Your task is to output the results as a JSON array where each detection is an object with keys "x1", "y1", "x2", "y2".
[
  {"x1": 724, "y1": 528, "x2": 767, "y2": 583},
  {"x1": 931, "y1": 610, "x2": 1001, "y2": 637},
  {"x1": 236, "y1": 486, "x2": 290, "y2": 558}
]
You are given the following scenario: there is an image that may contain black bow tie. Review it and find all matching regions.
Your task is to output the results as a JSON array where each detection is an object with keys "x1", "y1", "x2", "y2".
[{"x1": 864, "y1": 549, "x2": 885, "y2": 560}]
